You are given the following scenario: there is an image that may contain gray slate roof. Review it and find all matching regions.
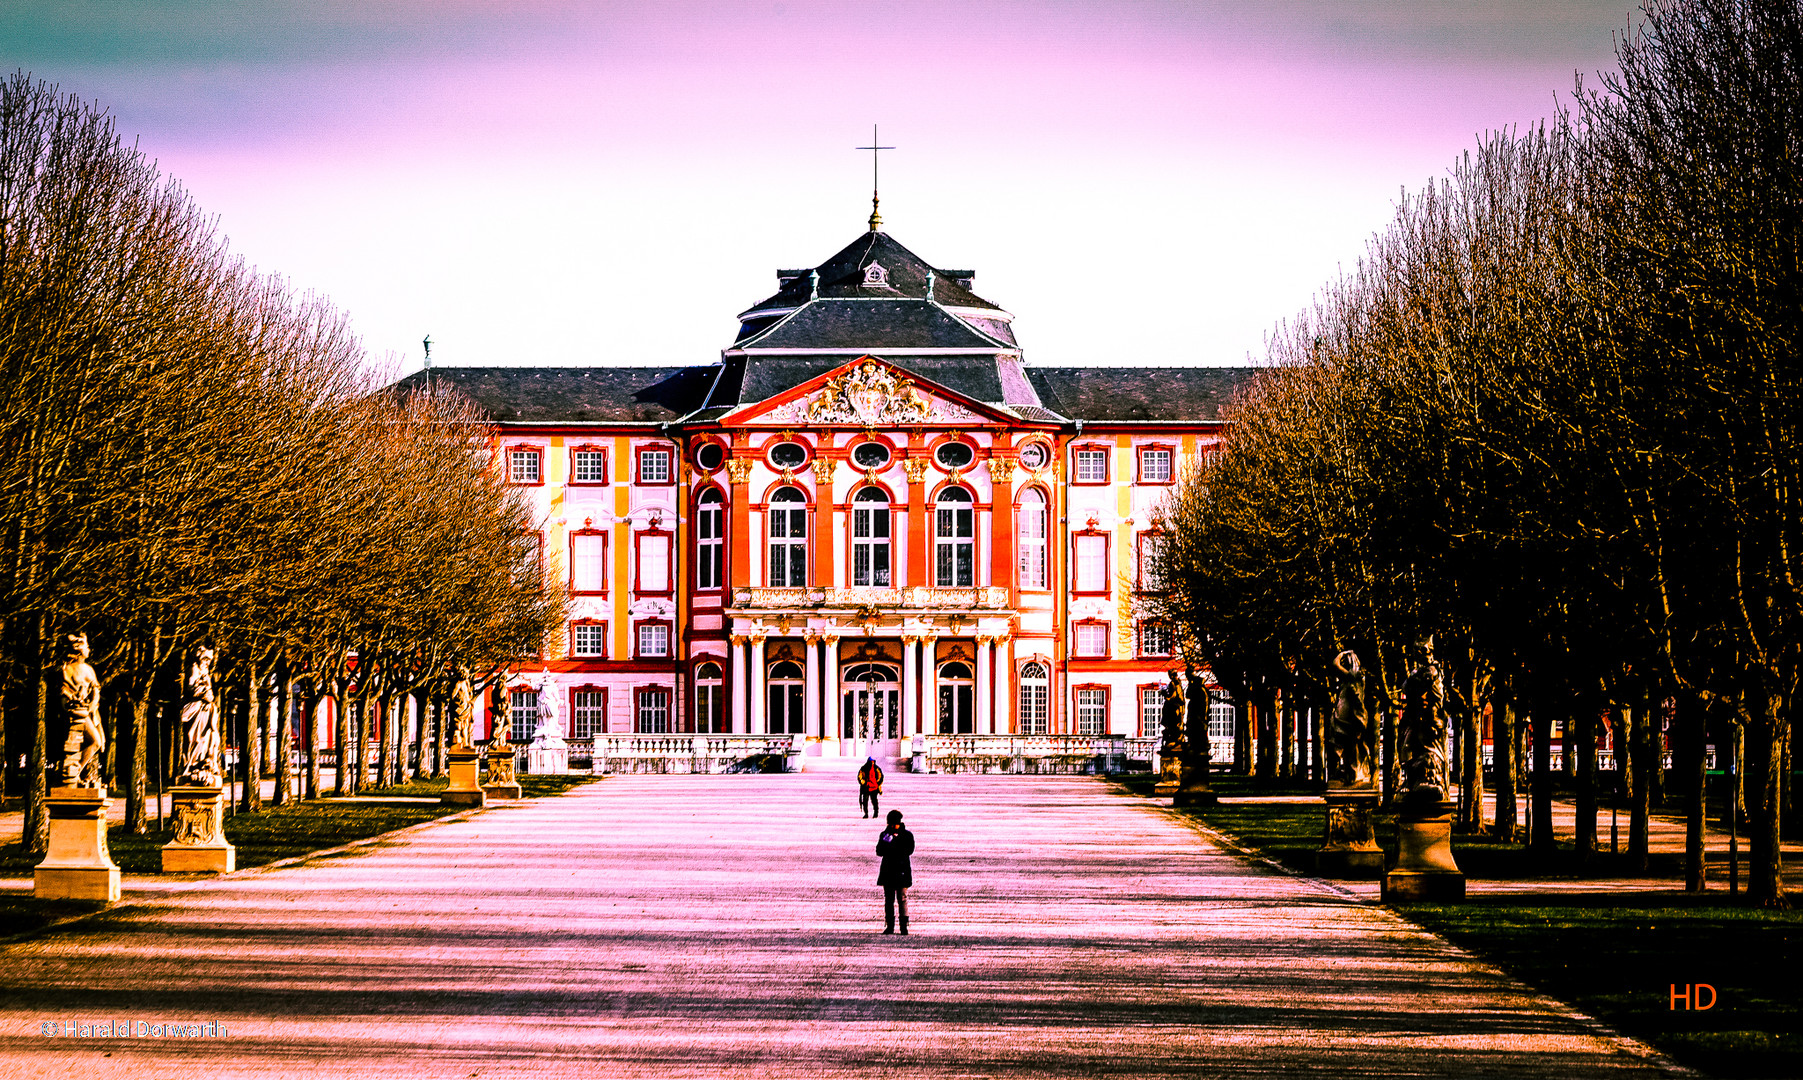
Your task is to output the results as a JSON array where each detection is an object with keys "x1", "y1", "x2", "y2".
[
  {"x1": 740, "y1": 232, "x2": 1004, "y2": 317},
  {"x1": 1027, "y1": 367, "x2": 1255, "y2": 422},
  {"x1": 391, "y1": 366, "x2": 713, "y2": 423},
  {"x1": 735, "y1": 299, "x2": 1011, "y2": 352}
]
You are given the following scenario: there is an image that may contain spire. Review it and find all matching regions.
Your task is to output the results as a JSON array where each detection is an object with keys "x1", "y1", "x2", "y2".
[{"x1": 856, "y1": 125, "x2": 894, "y2": 233}]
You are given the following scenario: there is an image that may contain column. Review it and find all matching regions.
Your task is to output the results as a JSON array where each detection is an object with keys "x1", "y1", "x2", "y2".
[
  {"x1": 975, "y1": 635, "x2": 994, "y2": 736},
  {"x1": 749, "y1": 634, "x2": 767, "y2": 735},
  {"x1": 901, "y1": 635, "x2": 919, "y2": 741},
  {"x1": 730, "y1": 635, "x2": 748, "y2": 734},
  {"x1": 993, "y1": 635, "x2": 1013, "y2": 735},
  {"x1": 921, "y1": 636, "x2": 939, "y2": 734},
  {"x1": 803, "y1": 631, "x2": 820, "y2": 742},
  {"x1": 905, "y1": 456, "x2": 930, "y2": 587},
  {"x1": 822, "y1": 634, "x2": 841, "y2": 750}
]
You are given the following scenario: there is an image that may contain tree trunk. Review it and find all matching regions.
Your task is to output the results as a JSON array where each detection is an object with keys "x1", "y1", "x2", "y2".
[
  {"x1": 304, "y1": 690, "x2": 320, "y2": 800},
  {"x1": 24, "y1": 653, "x2": 49, "y2": 856},
  {"x1": 1647, "y1": 698, "x2": 1667, "y2": 809},
  {"x1": 1744, "y1": 682, "x2": 1788, "y2": 907},
  {"x1": 1530, "y1": 705, "x2": 1556, "y2": 856},
  {"x1": 126, "y1": 691, "x2": 151, "y2": 834},
  {"x1": 1576, "y1": 701, "x2": 1597, "y2": 857},
  {"x1": 1381, "y1": 694, "x2": 1398, "y2": 806},
  {"x1": 273, "y1": 676, "x2": 292, "y2": 806},
  {"x1": 332, "y1": 688, "x2": 350, "y2": 796},
  {"x1": 240, "y1": 665, "x2": 263, "y2": 813},
  {"x1": 1459, "y1": 678, "x2": 1483, "y2": 832},
  {"x1": 1234, "y1": 701, "x2": 1251, "y2": 775},
  {"x1": 1255, "y1": 696, "x2": 1276, "y2": 782},
  {"x1": 1628, "y1": 701, "x2": 1651, "y2": 873},
  {"x1": 433, "y1": 691, "x2": 447, "y2": 778},
  {"x1": 1683, "y1": 695, "x2": 1707, "y2": 893},
  {"x1": 1493, "y1": 695, "x2": 1516, "y2": 841}
]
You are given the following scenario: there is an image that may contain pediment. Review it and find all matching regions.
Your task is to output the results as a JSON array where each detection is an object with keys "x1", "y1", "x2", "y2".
[{"x1": 729, "y1": 357, "x2": 1000, "y2": 426}]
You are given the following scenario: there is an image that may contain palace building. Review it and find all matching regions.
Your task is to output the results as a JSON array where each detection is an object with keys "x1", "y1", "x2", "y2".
[{"x1": 397, "y1": 219, "x2": 1253, "y2": 767}]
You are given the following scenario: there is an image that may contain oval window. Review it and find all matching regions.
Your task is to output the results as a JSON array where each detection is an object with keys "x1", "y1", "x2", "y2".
[
  {"x1": 695, "y1": 443, "x2": 724, "y2": 471},
  {"x1": 1018, "y1": 442, "x2": 1047, "y2": 470},
  {"x1": 852, "y1": 442, "x2": 890, "y2": 468},
  {"x1": 936, "y1": 441, "x2": 974, "y2": 469},
  {"x1": 768, "y1": 442, "x2": 807, "y2": 468}
]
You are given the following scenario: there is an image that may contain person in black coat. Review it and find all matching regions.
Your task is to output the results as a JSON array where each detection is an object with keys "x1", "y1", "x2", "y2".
[{"x1": 876, "y1": 809, "x2": 914, "y2": 935}]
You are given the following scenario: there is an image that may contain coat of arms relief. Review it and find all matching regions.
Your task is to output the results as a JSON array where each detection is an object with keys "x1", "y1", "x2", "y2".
[{"x1": 761, "y1": 360, "x2": 979, "y2": 425}]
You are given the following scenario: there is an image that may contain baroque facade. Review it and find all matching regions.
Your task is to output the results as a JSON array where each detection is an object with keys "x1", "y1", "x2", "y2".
[{"x1": 397, "y1": 225, "x2": 1253, "y2": 765}]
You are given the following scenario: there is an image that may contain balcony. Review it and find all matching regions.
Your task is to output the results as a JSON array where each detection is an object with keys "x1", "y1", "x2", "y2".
[{"x1": 730, "y1": 585, "x2": 1011, "y2": 611}]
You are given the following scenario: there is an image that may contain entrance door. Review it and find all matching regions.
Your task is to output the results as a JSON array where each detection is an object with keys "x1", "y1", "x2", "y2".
[
  {"x1": 938, "y1": 661, "x2": 975, "y2": 734},
  {"x1": 841, "y1": 663, "x2": 900, "y2": 759}
]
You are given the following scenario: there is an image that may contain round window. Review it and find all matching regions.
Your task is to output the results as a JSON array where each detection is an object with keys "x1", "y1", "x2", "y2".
[
  {"x1": 768, "y1": 441, "x2": 807, "y2": 468},
  {"x1": 1018, "y1": 442, "x2": 1048, "y2": 470},
  {"x1": 852, "y1": 442, "x2": 890, "y2": 469},
  {"x1": 695, "y1": 443, "x2": 724, "y2": 471},
  {"x1": 935, "y1": 441, "x2": 974, "y2": 470}
]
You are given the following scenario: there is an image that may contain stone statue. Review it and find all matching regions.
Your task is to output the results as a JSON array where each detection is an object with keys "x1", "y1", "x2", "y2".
[
  {"x1": 1159, "y1": 671, "x2": 1186, "y2": 755},
  {"x1": 1329, "y1": 649, "x2": 1374, "y2": 787},
  {"x1": 56, "y1": 633, "x2": 104, "y2": 789},
  {"x1": 176, "y1": 645, "x2": 221, "y2": 786},
  {"x1": 1399, "y1": 637, "x2": 1450, "y2": 804},
  {"x1": 1184, "y1": 666, "x2": 1212, "y2": 770},
  {"x1": 488, "y1": 681, "x2": 511, "y2": 743},
  {"x1": 531, "y1": 672, "x2": 565, "y2": 747},
  {"x1": 446, "y1": 665, "x2": 475, "y2": 748}
]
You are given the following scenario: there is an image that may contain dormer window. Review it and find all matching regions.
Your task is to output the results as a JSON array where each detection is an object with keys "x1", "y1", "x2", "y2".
[{"x1": 862, "y1": 262, "x2": 889, "y2": 287}]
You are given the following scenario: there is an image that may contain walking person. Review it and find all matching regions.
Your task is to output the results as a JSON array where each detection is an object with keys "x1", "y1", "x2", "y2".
[
  {"x1": 876, "y1": 809, "x2": 914, "y2": 935},
  {"x1": 857, "y1": 755, "x2": 884, "y2": 818}
]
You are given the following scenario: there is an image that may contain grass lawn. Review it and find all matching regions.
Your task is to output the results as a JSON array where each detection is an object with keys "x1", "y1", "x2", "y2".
[
  {"x1": 1114, "y1": 771, "x2": 1801, "y2": 1080},
  {"x1": 0, "y1": 771, "x2": 598, "y2": 940}
]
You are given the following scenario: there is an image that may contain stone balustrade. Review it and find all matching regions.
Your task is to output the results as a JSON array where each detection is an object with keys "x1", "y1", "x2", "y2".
[
  {"x1": 912, "y1": 734, "x2": 1157, "y2": 775},
  {"x1": 575, "y1": 734, "x2": 797, "y2": 775}
]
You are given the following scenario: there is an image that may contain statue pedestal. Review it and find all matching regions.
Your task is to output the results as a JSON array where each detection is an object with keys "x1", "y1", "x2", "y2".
[
  {"x1": 441, "y1": 747, "x2": 487, "y2": 808},
  {"x1": 1317, "y1": 788, "x2": 1384, "y2": 878},
  {"x1": 161, "y1": 786, "x2": 234, "y2": 873},
  {"x1": 1173, "y1": 758, "x2": 1217, "y2": 806},
  {"x1": 526, "y1": 746, "x2": 569, "y2": 774},
  {"x1": 35, "y1": 788, "x2": 120, "y2": 901},
  {"x1": 1153, "y1": 745, "x2": 1184, "y2": 796},
  {"x1": 483, "y1": 744, "x2": 522, "y2": 799},
  {"x1": 1383, "y1": 799, "x2": 1465, "y2": 902}
]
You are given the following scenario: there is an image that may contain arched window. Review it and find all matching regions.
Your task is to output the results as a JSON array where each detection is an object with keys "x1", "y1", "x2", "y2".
[
  {"x1": 938, "y1": 661, "x2": 975, "y2": 734},
  {"x1": 768, "y1": 486, "x2": 807, "y2": 586},
  {"x1": 935, "y1": 487, "x2": 974, "y2": 587},
  {"x1": 851, "y1": 487, "x2": 891, "y2": 587},
  {"x1": 695, "y1": 661, "x2": 724, "y2": 734},
  {"x1": 767, "y1": 659, "x2": 805, "y2": 735},
  {"x1": 696, "y1": 489, "x2": 724, "y2": 589},
  {"x1": 1018, "y1": 662, "x2": 1049, "y2": 735},
  {"x1": 1017, "y1": 488, "x2": 1047, "y2": 589},
  {"x1": 842, "y1": 663, "x2": 899, "y2": 740}
]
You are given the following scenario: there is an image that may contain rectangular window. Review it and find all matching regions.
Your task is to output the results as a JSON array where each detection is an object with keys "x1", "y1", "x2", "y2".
[
  {"x1": 636, "y1": 689, "x2": 671, "y2": 733},
  {"x1": 571, "y1": 533, "x2": 606, "y2": 592},
  {"x1": 1075, "y1": 448, "x2": 1108, "y2": 482},
  {"x1": 638, "y1": 623, "x2": 670, "y2": 658},
  {"x1": 1074, "y1": 534, "x2": 1108, "y2": 593},
  {"x1": 1077, "y1": 688, "x2": 1107, "y2": 735},
  {"x1": 696, "y1": 495, "x2": 724, "y2": 589},
  {"x1": 570, "y1": 623, "x2": 607, "y2": 657},
  {"x1": 1140, "y1": 448, "x2": 1172, "y2": 483},
  {"x1": 572, "y1": 449, "x2": 607, "y2": 484},
  {"x1": 1139, "y1": 533, "x2": 1166, "y2": 592},
  {"x1": 637, "y1": 532, "x2": 671, "y2": 593},
  {"x1": 1018, "y1": 498, "x2": 1047, "y2": 589},
  {"x1": 1074, "y1": 623, "x2": 1109, "y2": 657},
  {"x1": 509, "y1": 449, "x2": 541, "y2": 484},
  {"x1": 1140, "y1": 620, "x2": 1172, "y2": 657},
  {"x1": 638, "y1": 448, "x2": 671, "y2": 484},
  {"x1": 571, "y1": 690, "x2": 606, "y2": 738},
  {"x1": 514, "y1": 533, "x2": 543, "y2": 588},
  {"x1": 1141, "y1": 687, "x2": 1163, "y2": 737},
  {"x1": 1209, "y1": 697, "x2": 1235, "y2": 742},
  {"x1": 508, "y1": 690, "x2": 538, "y2": 739}
]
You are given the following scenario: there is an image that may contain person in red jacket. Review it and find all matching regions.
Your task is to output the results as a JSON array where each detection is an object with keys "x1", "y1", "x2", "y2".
[{"x1": 857, "y1": 756, "x2": 884, "y2": 818}]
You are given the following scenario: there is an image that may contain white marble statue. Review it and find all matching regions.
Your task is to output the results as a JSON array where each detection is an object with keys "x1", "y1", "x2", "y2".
[{"x1": 530, "y1": 672, "x2": 566, "y2": 749}]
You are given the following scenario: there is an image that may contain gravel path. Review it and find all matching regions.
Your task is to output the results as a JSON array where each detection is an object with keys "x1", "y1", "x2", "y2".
[{"x1": 0, "y1": 773, "x2": 1680, "y2": 1078}]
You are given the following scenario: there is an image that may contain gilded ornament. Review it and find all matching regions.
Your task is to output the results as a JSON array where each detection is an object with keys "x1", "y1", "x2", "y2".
[
  {"x1": 726, "y1": 457, "x2": 753, "y2": 483},
  {"x1": 903, "y1": 458, "x2": 930, "y2": 483}
]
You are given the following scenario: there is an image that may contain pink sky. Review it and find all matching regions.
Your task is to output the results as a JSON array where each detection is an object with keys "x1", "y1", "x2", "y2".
[{"x1": 1, "y1": 1, "x2": 1635, "y2": 372}]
